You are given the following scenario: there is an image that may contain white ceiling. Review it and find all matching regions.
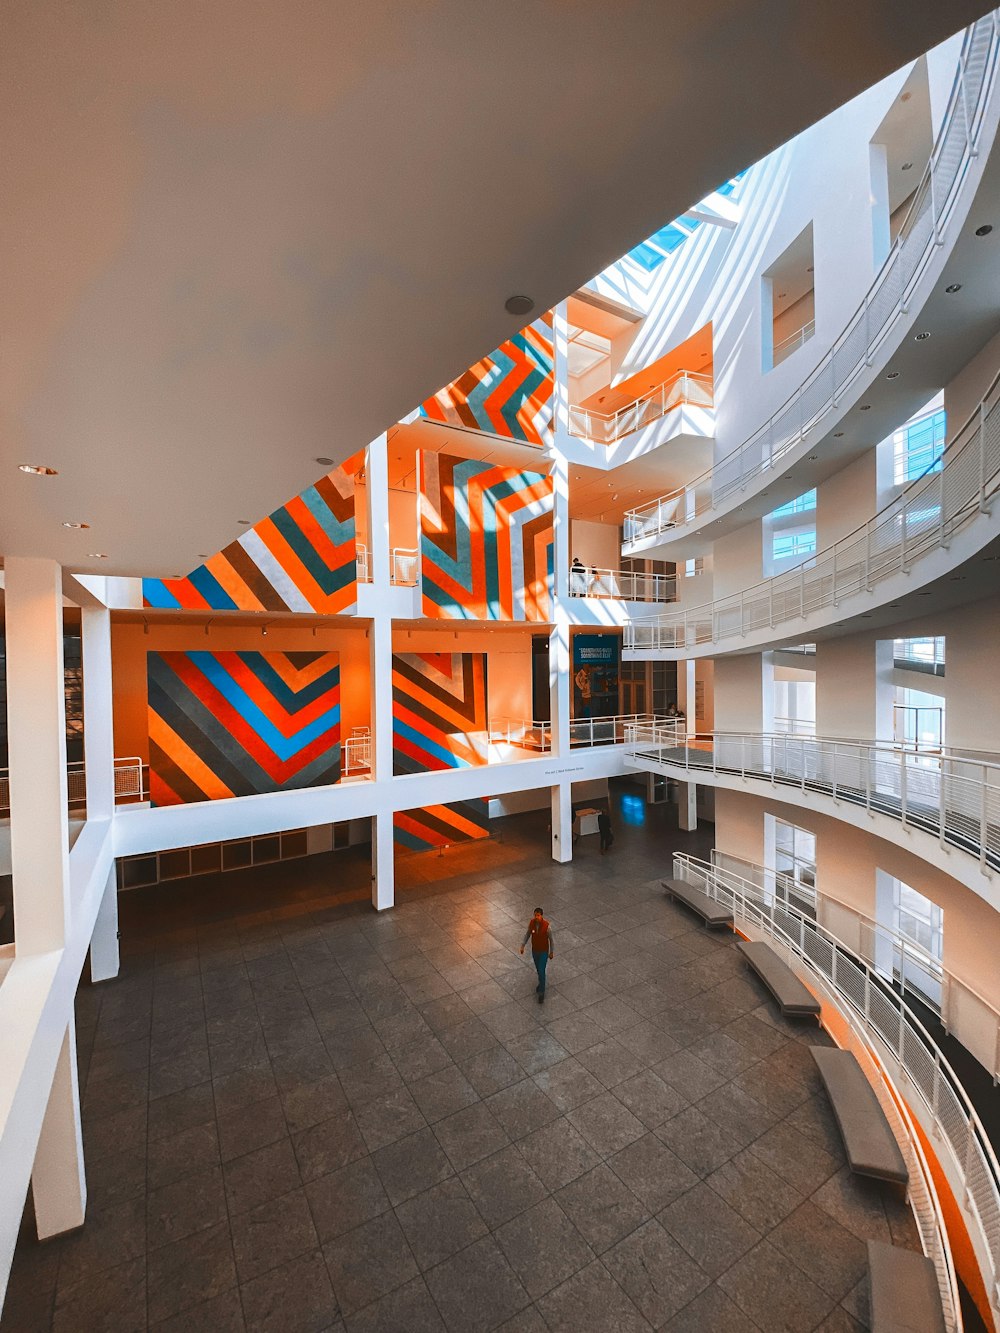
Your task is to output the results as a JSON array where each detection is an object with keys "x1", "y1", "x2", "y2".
[{"x1": 1, "y1": 0, "x2": 992, "y2": 577}]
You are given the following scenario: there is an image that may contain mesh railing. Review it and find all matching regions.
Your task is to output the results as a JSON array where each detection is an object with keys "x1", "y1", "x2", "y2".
[
  {"x1": 623, "y1": 13, "x2": 1000, "y2": 547},
  {"x1": 0, "y1": 757, "x2": 145, "y2": 816},
  {"x1": 625, "y1": 372, "x2": 1000, "y2": 651},
  {"x1": 627, "y1": 729, "x2": 1000, "y2": 872},
  {"x1": 673, "y1": 852, "x2": 1000, "y2": 1327},
  {"x1": 568, "y1": 370, "x2": 713, "y2": 446}
]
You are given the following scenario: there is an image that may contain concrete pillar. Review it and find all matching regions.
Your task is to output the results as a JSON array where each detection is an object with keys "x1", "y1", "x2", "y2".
[
  {"x1": 366, "y1": 434, "x2": 394, "y2": 784},
  {"x1": 5, "y1": 557, "x2": 71, "y2": 953},
  {"x1": 31, "y1": 1021, "x2": 86, "y2": 1239},
  {"x1": 678, "y1": 781, "x2": 698, "y2": 831},
  {"x1": 89, "y1": 864, "x2": 120, "y2": 984},
  {"x1": 371, "y1": 812, "x2": 395, "y2": 911},
  {"x1": 81, "y1": 606, "x2": 115, "y2": 823},
  {"x1": 550, "y1": 782, "x2": 573, "y2": 864}
]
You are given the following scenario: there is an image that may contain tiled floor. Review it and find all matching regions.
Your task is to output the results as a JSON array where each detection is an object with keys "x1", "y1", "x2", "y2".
[{"x1": 2, "y1": 793, "x2": 920, "y2": 1331}]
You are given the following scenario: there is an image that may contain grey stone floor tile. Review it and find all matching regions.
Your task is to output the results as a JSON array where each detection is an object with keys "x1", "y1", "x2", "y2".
[
  {"x1": 395, "y1": 1176, "x2": 489, "y2": 1271},
  {"x1": 530, "y1": 1057, "x2": 605, "y2": 1112},
  {"x1": 610, "y1": 1133, "x2": 700, "y2": 1213},
  {"x1": 459, "y1": 1044, "x2": 525, "y2": 1097},
  {"x1": 613, "y1": 1069, "x2": 688, "y2": 1129},
  {"x1": 567, "y1": 1090, "x2": 646, "y2": 1156},
  {"x1": 292, "y1": 1107, "x2": 368, "y2": 1182},
  {"x1": 373, "y1": 1125, "x2": 455, "y2": 1205},
  {"x1": 718, "y1": 1238, "x2": 836, "y2": 1333},
  {"x1": 433, "y1": 1100, "x2": 511, "y2": 1170},
  {"x1": 437, "y1": 1016, "x2": 497, "y2": 1062},
  {"x1": 655, "y1": 1105, "x2": 736, "y2": 1177},
  {"x1": 239, "y1": 1249, "x2": 337, "y2": 1333},
  {"x1": 344, "y1": 1275, "x2": 446, "y2": 1332},
  {"x1": 355, "y1": 1086, "x2": 427, "y2": 1152},
  {"x1": 425, "y1": 1234, "x2": 530, "y2": 1333},
  {"x1": 495, "y1": 1196, "x2": 595, "y2": 1299},
  {"x1": 223, "y1": 1137, "x2": 302, "y2": 1216},
  {"x1": 811, "y1": 1166, "x2": 895, "y2": 1244},
  {"x1": 604, "y1": 1218, "x2": 711, "y2": 1328},
  {"x1": 658, "y1": 1182, "x2": 760, "y2": 1279},
  {"x1": 229, "y1": 1187, "x2": 319, "y2": 1284},
  {"x1": 279, "y1": 1073, "x2": 347, "y2": 1136},
  {"x1": 486, "y1": 1078, "x2": 560, "y2": 1140},
  {"x1": 660, "y1": 1282, "x2": 760, "y2": 1332},
  {"x1": 51, "y1": 1255, "x2": 147, "y2": 1333},
  {"x1": 150, "y1": 1287, "x2": 247, "y2": 1331},
  {"x1": 543, "y1": 1012, "x2": 607, "y2": 1055},
  {"x1": 769, "y1": 1200, "x2": 868, "y2": 1301},
  {"x1": 460, "y1": 1143, "x2": 549, "y2": 1229},
  {"x1": 505, "y1": 1027, "x2": 569, "y2": 1075},
  {"x1": 339, "y1": 1053, "x2": 405, "y2": 1109},
  {"x1": 651, "y1": 1048, "x2": 728, "y2": 1100},
  {"x1": 145, "y1": 1221, "x2": 238, "y2": 1325},
  {"x1": 706, "y1": 1147, "x2": 804, "y2": 1231},
  {"x1": 390, "y1": 1035, "x2": 453, "y2": 1084},
  {"x1": 408, "y1": 1063, "x2": 479, "y2": 1123},
  {"x1": 555, "y1": 1163, "x2": 648, "y2": 1254},
  {"x1": 146, "y1": 1164, "x2": 227, "y2": 1251},
  {"x1": 696, "y1": 1081, "x2": 778, "y2": 1148},
  {"x1": 748, "y1": 1119, "x2": 840, "y2": 1196},
  {"x1": 518, "y1": 1117, "x2": 602, "y2": 1191},
  {"x1": 536, "y1": 1258, "x2": 650, "y2": 1332},
  {"x1": 324, "y1": 1211, "x2": 419, "y2": 1316},
  {"x1": 575, "y1": 1038, "x2": 646, "y2": 1090},
  {"x1": 306, "y1": 1156, "x2": 391, "y2": 1244},
  {"x1": 216, "y1": 1095, "x2": 287, "y2": 1165}
]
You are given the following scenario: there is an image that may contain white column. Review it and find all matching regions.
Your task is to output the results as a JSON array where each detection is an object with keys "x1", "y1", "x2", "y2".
[
  {"x1": 31, "y1": 1020, "x2": 86, "y2": 1239},
  {"x1": 5, "y1": 557, "x2": 71, "y2": 953},
  {"x1": 89, "y1": 864, "x2": 120, "y2": 984},
  {"x1": 550, "y1": 782, "x2": 573, "y2": 864},
  {"x1": 81, "y1": 606, "x2": 115, "y2": 822},
  {"x1": 552, "y1": 300, "x2": 571, "y2": 447},
  {"x1": 366, "y1": 434, "x2": 394, "y2": 785},
  {"x1": 549, "y1": 455, "x2": 571, "y2": 761},
  {"x1": 371, "y1": 812, "x2": 395, "y2": 911},
  {"x1": 678, "y1": 781, "x2": 698, "y2": 831}
]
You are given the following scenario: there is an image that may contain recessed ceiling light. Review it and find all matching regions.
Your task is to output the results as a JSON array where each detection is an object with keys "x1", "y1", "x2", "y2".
[
  {"x1": 917, "y1": 590, "x2": 932, "y2": 596},
  {"x1": 834, "y1": 432, "x2": 845, "y2": 438},
  {"x1": 901, "y1": 161, "x2": 913, "y2": 171},
  {"x1": 886, "y1": 371, "x2": 899, "y2": 380},
  {"x1": 889, "y1": 602, "x2": 901, "y2": 608},
  {"x1": 19, "y1": 463, "x2": 58, "y2": 476},
  {"x1": 859, "y1": 405, "x2": 871, "y2": 411},
  {"x1": 62, "y1": 521, "x2": 90, "y2": 529},
  {"x1": 975, "y1": 224, "x2": 993, "y2": 237},
  {"x1": 505, "y1": 295, "x2": 534, "y2": 316},
  {"x1": 778, "y1": 292, "x2": 786, "y2": 299},
  {"x1": 945, "y1": 283, "x2": 962, "y2": 293},
  {"x1": 237, "y1": 519, "x2": 252, "y2": 525},
  {"x1": 198, "y1": 554, "x2": 209, "y2": 559},
  {"x1": 88, "y1": 552, "x2": 108, "y2": 559},
  {"x1": 914, "y1": 331, "x2": 931, "y2": 341},
  {"x1": 860, "y1": 614, "x2": 872, "y2": 619},
  {"x1": 949, "y1": 575, "x2": 967, "y2": 581},
  {"x1": 900, "y1": 91, "x2": 912, "y2": 102},
  {"x1": 315, "y1": 456, "x2": 334, "y2": 466},
  {"x1": 983, "y1": 555, "x2": 1000, "y2": 562},
  {"x1": 808, "y1": 455, "x2": 818, "y2": 461},
  {"x1": 806, "y1": 265, "x2": 814, "y2": 273}
]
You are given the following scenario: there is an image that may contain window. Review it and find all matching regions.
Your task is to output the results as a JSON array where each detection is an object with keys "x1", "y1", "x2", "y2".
[
  {"x1": 770, "y1": 489, "x2": 816, "y2": 518},
  {"x1": 893, "y1": 407, "x2": 946, "y2": 485},
  {"x1": 892, "y1": 636, "x2": 945, "y2": 675},
  {"x1": 772, "y1": 530, "x2": 817, "y2": 562},
  {"x1": 875, "y1": 871, "x2": 944, "y2": 1008},
  {"x1": 896, "y1": 879, "x2": 944, "y2": 960},
  {"x1": 770, "y1": 817, "x2": 817, "y2": 916},
  {"x1": 893, "y1": 685, "x2": 944, "y2": 751}
]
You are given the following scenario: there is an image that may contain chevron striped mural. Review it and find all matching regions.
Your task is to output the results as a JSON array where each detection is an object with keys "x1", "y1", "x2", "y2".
[
  {"x1": 420, "y1": 453, "x2": 554, "y2": 622},
  {"x1": 419, "y1": 313, "x2": 554, "y2": 446},
  {"x1": 147, "y1": 650, "x2": 341, "y2": 806},
  {"x1": 143, "y1": 453, "x2": 362, "y2": 615},
  {"x1": 392, "y1": 652, "x2": 489, "y2": 850}
]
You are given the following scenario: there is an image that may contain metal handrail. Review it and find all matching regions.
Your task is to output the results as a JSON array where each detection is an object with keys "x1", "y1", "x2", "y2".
[
  {"x1": 391, "y1": 548, "x2": 419, "y2": 586},
  {"x1": 568, "y1": 369, "x2": 714, "y2": 446},
  {"x1": 673, "y1": 851, "x2": 1000, "y2": 1325},
  {"x1": 0, "y1": 756, "x2": 145, "y2": 816},
  {"x1": 569, "y1": 566, "x2": 677, "y2": 602},
  {"x1": 625, "y1": 372, "x2": 1000, "y2": 651},
  {"x1": 488, "y1": 713, "x2": 687, "y2": 752},
  {"x1": 626, "y1": 728, "x2": 1000, "y2": 872},
  {"x1": 342, "y1": 734, "x2": 372, "y2": 777},
  {"x1": 356, "y1": 542, "x2": 372, "y2": 582},
  {"x1": 772, "y1": 319, "x2": 816, "y2": 367},
  {"x1": 623, "y1": 14, "x2": 1000, "y2": 546}
]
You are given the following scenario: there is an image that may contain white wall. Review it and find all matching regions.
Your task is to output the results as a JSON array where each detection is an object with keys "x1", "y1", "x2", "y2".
[{"x1": 569, "y1": 519, "x2": 621, "y2": 571}]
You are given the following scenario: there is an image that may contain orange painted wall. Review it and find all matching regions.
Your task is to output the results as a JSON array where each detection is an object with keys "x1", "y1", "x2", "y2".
[{"x1": 111, "y1": 621, "x2": 372, "y2": 764}]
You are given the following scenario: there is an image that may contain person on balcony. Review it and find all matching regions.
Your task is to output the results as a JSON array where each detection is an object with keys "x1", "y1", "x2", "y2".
[{"x1": 571, "y1": 556, "x2": 587, "y2": 595}]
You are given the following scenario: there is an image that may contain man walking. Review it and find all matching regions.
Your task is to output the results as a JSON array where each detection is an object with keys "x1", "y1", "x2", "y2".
[
  {"x1": 598, "y1": 809, "x2": 614, "y2": 854},
  {"x1": 520, "y1": 907, "x2": 554, "y2": 1003}
]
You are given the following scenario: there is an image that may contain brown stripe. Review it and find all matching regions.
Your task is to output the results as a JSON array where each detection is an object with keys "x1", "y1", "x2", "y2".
[{"x1": 224, "y1": 543, "x2": 287, "y2": 612}]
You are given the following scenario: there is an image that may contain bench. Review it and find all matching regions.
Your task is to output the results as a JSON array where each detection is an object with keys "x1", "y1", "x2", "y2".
[
  {"x1": 811, "y1": 1047, "x2": 908, "y2": 1185},
  {"x1": 737, "y1": 939, "x2": 821, "y2": 1019},
  {"x1": 662, "y1": 878, "x2": 733, "y2": 928},
  {"x1": 867, "y1": 1241, "x2": 946, "y2": 1333}
]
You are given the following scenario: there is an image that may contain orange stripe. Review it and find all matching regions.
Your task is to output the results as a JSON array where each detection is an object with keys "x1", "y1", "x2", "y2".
[{"x1": 148, "y1": 711, "x2": 235, "y2": 801}]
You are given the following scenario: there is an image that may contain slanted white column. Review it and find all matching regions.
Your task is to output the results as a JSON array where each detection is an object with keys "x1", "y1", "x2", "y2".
[
  {"x1": 89, "y1": 864, "x2": 119, "y2": 984},
  {"x1": 31, "y1": 1020, "x2": 86, "y2": 1238},
  {"x1": 371, "y1": 812, "x2": 395, "y2": 911},
  {"x1": 5, "y1": 557, "x2": 71, "y2": 953},
  {"x1": 550, "y1": 781, "x2": 573, "y2": 864},
  {"x1": 81, "y1": 607, "x2": 114, "y2": 822}
]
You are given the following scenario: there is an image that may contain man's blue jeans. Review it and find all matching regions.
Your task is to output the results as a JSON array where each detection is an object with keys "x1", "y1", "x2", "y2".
[{"x1": 532, "y1": 950, "x2": 549, "y2": 993}]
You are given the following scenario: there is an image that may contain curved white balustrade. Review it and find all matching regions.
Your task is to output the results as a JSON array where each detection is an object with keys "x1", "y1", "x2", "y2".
[
  {"x1": 627, "y1": 728, "x2": 1000, "y2": 872},
  {"x1": 623, "y1": 13, "x2": 1000, "y2": 550},
  {"x1": 625, "y1": 374, "x2": 1000, "y2": 653},
  {"x1": 672, "y1": 852, "x2": 999, "y2": 1328}
]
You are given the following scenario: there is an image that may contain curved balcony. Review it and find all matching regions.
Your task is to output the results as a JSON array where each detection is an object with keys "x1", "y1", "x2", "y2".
[
  {"x1": 624, "y1": 373, "x2": 1000, "y2": 656},
  {"x1": 622, "y1": 13, "x2": 1000, "y2": 555},
  {"x1": 671, "y1": 852, "x2": 1000, "y2": 1328},
  {"x1": 626, "y1": 727, "x2": 1000, "y2": 885}
]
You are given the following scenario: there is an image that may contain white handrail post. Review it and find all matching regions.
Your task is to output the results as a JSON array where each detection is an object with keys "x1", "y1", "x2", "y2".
[
  {"x1": 980, "y1": 765, "x2": 988, "y2": 869},
  {"x1": 900, "y1": 750, "x2": 908, "y2": 826},
  {"x1": 979, "y1": 397, "x2": 989, "y2": 513}
]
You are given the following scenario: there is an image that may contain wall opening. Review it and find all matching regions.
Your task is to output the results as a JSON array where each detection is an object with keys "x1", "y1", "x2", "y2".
[{"x1": 761, "y1": 224, "x2": 814, "y2": 372}]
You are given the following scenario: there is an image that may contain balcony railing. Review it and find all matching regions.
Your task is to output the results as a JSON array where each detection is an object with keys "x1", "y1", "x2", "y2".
[
  {"x1": 771, "y1": 319, "x2": 815, "y2": 368},
  {"x1": 568, "y1": 369, "x2": 713, "y2": 446},
  {"x1": 489, "y1": 714, "x2": 687, "y2": 752},
  {"x1": 355, "y1": 545, "x2": 419, "y2": 586},
  {"x1": 626, "y1": 728, "x2": 1000, "y2": 872},
  {"x1": 623, "y1": 13, "x2": 1000, "y2": 546},
  {"x1": 625, "y1": 372, "x2": 1000, "y2": 651},
  {"x1": 672, "y1": 852, "x2": 999, "y2": 1328},
  {"x1": 569, "y1": 566, "x2": 677, "y2": 602},
  {"x1": 0, "y1": 757, "x2": 145, "y2": 817},
  {"x1": 342, "y1": 732, "x2": 372, "y2": 777}
]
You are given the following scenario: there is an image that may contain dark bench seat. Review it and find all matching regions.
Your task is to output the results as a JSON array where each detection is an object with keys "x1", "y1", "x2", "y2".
[
  {"x1": 662, "y1": 878, "x2": 733, "y2": 928},
  {"x1": 812, "y1": 1047, "x2": 908, "y2": 1184},
  {"x1": 867, "y1": 1241, "x2": 945, "y2": 1333},
  {"x1": 737, "y1": 939, "x2": 821, "y2": 1018}
]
